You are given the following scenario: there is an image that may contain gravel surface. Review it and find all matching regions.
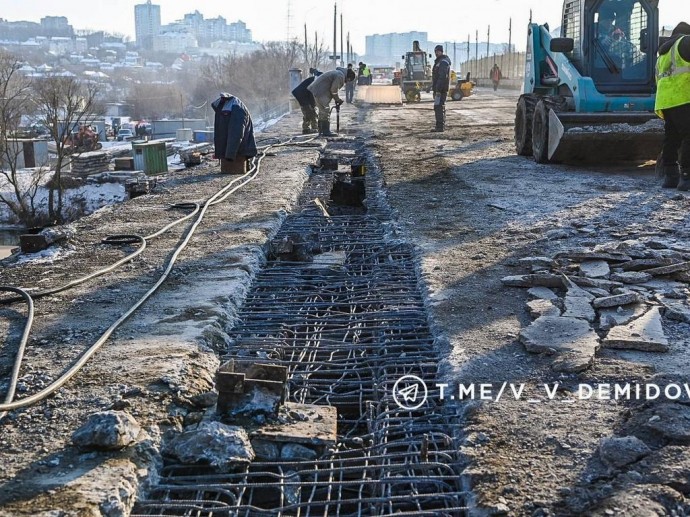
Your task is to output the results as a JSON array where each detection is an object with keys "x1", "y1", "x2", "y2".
[{"x1": 1, "y1": 88, "x2": 690, "y2": 516}]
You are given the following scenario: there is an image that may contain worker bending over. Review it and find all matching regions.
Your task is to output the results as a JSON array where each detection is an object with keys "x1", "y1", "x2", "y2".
[{"x1": 307, "y1": 67, "x2": 346, "y2": 137}]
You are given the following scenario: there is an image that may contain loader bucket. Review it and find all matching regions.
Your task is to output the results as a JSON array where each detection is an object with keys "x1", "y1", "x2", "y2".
[{"x1": 548, "y1": 111, "x2": 664, "y2": 163}]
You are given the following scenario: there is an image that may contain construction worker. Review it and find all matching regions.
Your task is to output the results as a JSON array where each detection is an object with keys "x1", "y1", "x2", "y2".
[
  {"x1": 307, "y1": 67, "x2": 346, "y2": 137},
  {"x1": 490, "y1": 64, "x2": 502, "y2": 91},
  {"x1": 655, "y1": 22, "x2": 690, "y2": 189},
  {"x1": 291, "y1": 68, "x2": 321, "y2": 134},
  {"x1": 357, "y1": 62, "x2": 365, "y2": 85},
  {"x1": 431, "y1": 44, "x2": 451, "y2": 132},
  {"x1": 345, "y1": 63, "x2": 357, "y2": 103},
  {"x1": 362, "y1": 64, "x2": 372, "y2": 85},
  {"x1": 211, "y1": 93, "x2": 257, "y2": 174}
]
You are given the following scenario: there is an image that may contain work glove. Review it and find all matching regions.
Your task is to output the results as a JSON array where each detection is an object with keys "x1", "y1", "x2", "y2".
[{"x1": 334, "y1": 96, "x2": 344, "y2": 106}]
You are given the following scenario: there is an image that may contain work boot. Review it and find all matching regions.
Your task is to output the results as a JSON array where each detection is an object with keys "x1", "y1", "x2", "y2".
[
  {"x1": 662, "y1": 164, "x2": 679, "y2": 188},
  {"x1": 432, "y1": 105, "x2": 444, "y2": 132},
  {"x1": 302, "y1": 127, "x2": 317, "y2": 135},
  {"x1": 677, "y1": 167, "x2": 690, "y2": 191},
  {"x1": 320, "y1": 120, "x2": 337, "y2": 137}
]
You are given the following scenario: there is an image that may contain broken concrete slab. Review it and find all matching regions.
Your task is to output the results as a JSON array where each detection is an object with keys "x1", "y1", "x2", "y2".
[
  {"x1": 599, "y1": 436, "x2": 650, "y2": 468},
  {"x1": 518, "y1": 316, "x2": 598, "y2": 372},
  {"x1": 656, "y1": 294, "x2": 690, "y2": 324},
  {"x1": 603, "y1": 307, "x2": 669, "y2": 352},
  {"x1": 162, "y1": 422, "x2": 255, "y2": 471},
  {"x1": 622, "y1": 257, "x2": 681, "y2": 271},
  {"x1": 501, "y1": 274, "x2": 564, "y2": 288},
  {"x1": 570, "y1": 277, "x2": 622, "y2": 291},
  {"x1": 636, "y1": 446, "x2": 690, "y2": 494},
  {"x1": 583, "y1": 287, "x2": 611, "y2": 298},
  {"x1": 579, "y1": 260, "x2": 610, "y2": 279},
  {"x1": 519, "y1": 256, "x2": 555, "y2": 269},
  {"x1": 527, "y1": 286, "x2": 559, "y2": 301},
  {"x1": 527, "y1": 299, "x2": 561, "y2": 319},
  {"x1": 644, "y1": 261, "x2": 690, "y2": 277},
  {"x1": 641, "y1": 279, "x2": 688, "y2": 291},
  {"x1": 563, "y1": 289, "x2": 597, "y2": 323},
  {"x1": 610, "y1": 271, "x2": 653, "y2": 284},
  {"x1": 644, "y1": 403, "x2": 690, "y2": 443},
  {"x1": 556, "y1": 251, "x2": 632, "y2": 262},
  {"x1": 592, "y1": 292, "x2": 642, "y2": 309},
  {"x1": 598, "y1": 304, "x2": 649, "y2": 331},
  {"x1": 251, "y1": 403, "x2": 337, "y2": 451},
  {"x1": 563, "y1": 285, "x2": 596, "y2": 322},
  {"x1": 72, "y1": 411, "x2": 143, "y2": 451}
]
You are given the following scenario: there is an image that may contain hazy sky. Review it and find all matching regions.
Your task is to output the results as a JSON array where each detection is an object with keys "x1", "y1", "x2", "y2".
[{"x1": 0, "y1": 0, "x2": 685, "y2": 53}]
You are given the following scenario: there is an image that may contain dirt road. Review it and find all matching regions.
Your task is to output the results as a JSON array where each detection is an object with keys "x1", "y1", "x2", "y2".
[
  {"x1": 1, "y1": 88, "x2": 689, "y2": 516},
  {"x1": 363, "y1": 87, "x2": 690, "y2": 516}
]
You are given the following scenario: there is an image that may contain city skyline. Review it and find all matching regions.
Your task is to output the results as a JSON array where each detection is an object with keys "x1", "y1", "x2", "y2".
[{"x1": 0, "y1": 0, "x2": 686, "y2": 53}]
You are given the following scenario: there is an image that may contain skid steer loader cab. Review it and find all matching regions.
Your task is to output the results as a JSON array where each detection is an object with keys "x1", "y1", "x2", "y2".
[{"x1": 515, "y1": 0, "x2": 663, "y2": 164}]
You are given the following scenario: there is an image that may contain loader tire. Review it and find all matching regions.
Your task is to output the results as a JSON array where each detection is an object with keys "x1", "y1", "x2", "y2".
[
  {"x1": 451, "y1": 89, "x2": 463, "y2": 101},
  {"x1": 532, "y1": 100, "x2": 550, "y2": 163},
  {"x1": 515, "y1": 94, "x2": 537, "y2": 156}
]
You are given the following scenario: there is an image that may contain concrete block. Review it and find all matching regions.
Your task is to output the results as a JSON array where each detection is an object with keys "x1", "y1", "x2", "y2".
[{"x1": 603, "y1": 307, "x2": 669, "y2": 352}]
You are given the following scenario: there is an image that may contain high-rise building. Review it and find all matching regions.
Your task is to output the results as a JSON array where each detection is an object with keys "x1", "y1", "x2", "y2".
[
  {"x1": 134, "y1": 0, "x2": 161, "y2": 50},
  {"x1": 40, "y1": 16, "x2": 73, "y2": 37}
]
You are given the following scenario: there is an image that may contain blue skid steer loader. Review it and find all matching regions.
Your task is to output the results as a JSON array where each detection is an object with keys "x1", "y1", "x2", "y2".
[{"x1": 515, "y1": 0, "x2": 664, "y2": 164}]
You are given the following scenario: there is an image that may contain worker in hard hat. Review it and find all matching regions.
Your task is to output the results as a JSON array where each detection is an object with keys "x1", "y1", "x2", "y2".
[
  {"x1": 656, "y1": 22, "x2": 690, "y2": 190},
  {"x1": 307, "y1": 67, "x2": 346, "y2": 137},
  {"x1": 431, "y1": 44, "x2": 451, "y2": 132}
]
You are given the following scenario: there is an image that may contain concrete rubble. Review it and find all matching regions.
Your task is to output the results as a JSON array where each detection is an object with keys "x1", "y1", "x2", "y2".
[
  {"x1": 71, "y1": 410, "x2": 143, "y2": 450},
  {"x1": 162, "y1": 422, "x2": 255, "y2": 471},
  {"x1": 503, "y1": 240, "x2": 688, "y2": 370}
]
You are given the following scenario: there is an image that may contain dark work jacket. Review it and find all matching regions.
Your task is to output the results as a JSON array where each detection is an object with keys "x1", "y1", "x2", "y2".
[
  {"x1": 291, "y1": 77, "x2": 316, "y2": 107},
  {"x1": 432, "y1": 54, "x2": 451, "y2": 93},
  {"x1": 212, "y1": 94, "x2": 257, "y2": 161}
]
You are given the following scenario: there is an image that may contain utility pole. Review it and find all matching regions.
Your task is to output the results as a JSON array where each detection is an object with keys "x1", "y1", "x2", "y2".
[
  {"x1": 304, "y1": 23, "x2": 308, "y2": 63},
  {"x1": 475, "y1": 29, "x2": 478, "y2": 79},
  {"x1": 487, "y1": 25, "x2": 490, "y2": 60},
  {"x1": 453, "y1": 42, "x2": 456, "y2": 70},
  {"x1": 286, "y1": 0, "x2": 292, "y2": 43},
  {"x1": 508, "y1": 18, "x2": 512, "y2": 80},
  {"x1": 347, "y1": 32, "x2": 351, "y2": 64},
  {"x1": 333, "y1": 3, "x2": 337, "y2": 69},
  {"x1": 340, "y1": 13, "x2": 344, "y2": 67},
  {"x1": 467, "y1": 34, "x2": 470, "y2": 64}
]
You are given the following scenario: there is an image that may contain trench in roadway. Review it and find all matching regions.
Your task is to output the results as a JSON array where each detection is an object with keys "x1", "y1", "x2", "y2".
[{"x1": 132, "y1": 137, "x2": 468, "y2": 516}]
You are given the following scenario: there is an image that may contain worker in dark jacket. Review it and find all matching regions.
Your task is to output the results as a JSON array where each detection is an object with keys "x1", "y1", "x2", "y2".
[
  {"x1": 212, "y1": 93, "x2": 257, "y2": 173},
  {"x1": 656, "y1": 22, "x2": 690, "y2": 190},
  {"x1": 345, "y1": 63, "x2": 357, "y2": 103},
  {"x1": 291, "y1": 68, "x2": 322, "y2": 134},
  {"x1": 431, "y1": 44, "x2": 451, "y2": 132}
]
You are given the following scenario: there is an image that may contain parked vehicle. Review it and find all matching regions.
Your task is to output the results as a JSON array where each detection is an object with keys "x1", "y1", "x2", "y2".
[{"x1": 116, "y1": 128, "x2": 134, "y2": 141}]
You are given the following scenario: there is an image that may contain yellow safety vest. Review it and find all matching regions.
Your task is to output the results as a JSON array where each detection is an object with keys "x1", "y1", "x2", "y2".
[{"x1": 655, "y1": 35, "x2": 690, "y2": 116}]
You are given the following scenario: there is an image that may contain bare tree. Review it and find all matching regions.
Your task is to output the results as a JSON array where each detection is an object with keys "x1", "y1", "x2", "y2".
[
  {"x1": 126, "y1": 82, "x2": 187, "y2": 121},
  {"x1": 198, "y1": 41, "x2": 328, "y2": 120},
  {"x1": 33, "y1": 76, "x2": 101, "y2": 222},
  {"x1": 0, "y1": 51, "x2": 49, "y2": 226}
]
